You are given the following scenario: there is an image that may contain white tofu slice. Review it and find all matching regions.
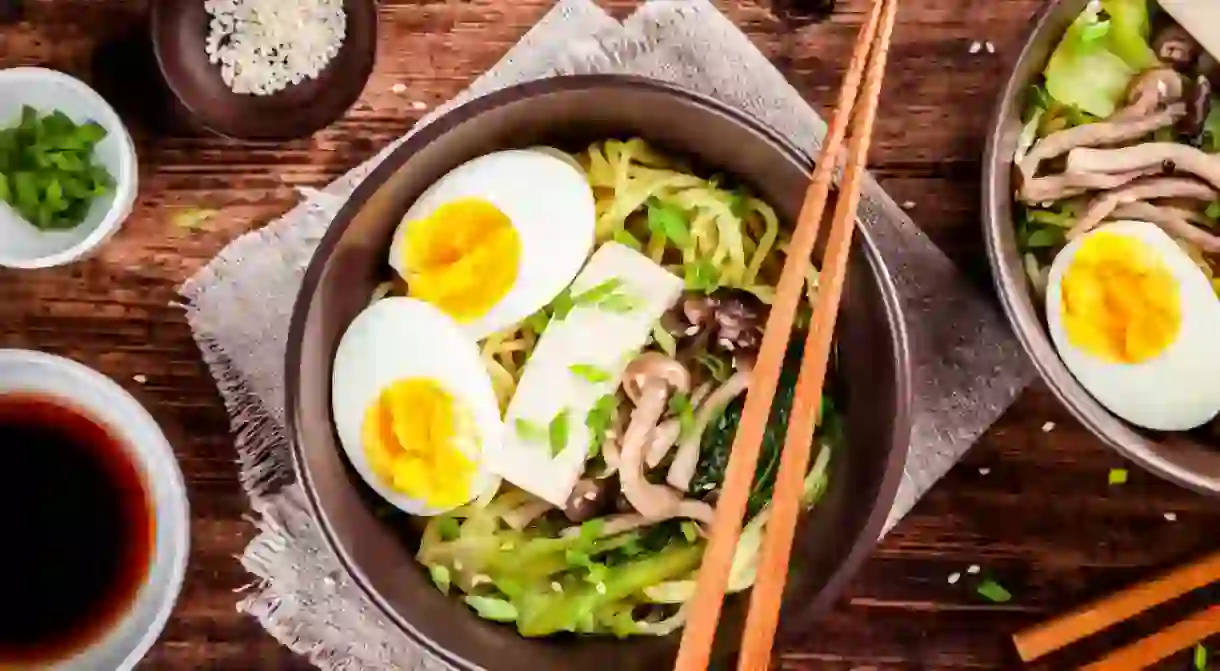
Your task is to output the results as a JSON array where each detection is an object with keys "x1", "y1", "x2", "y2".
[
  {"x1": 1158, "y1": 1, "x2": 1220, "y2": 63},
  {"x1": 490, "y1": 242, "x2": 684, "y2": 507}
]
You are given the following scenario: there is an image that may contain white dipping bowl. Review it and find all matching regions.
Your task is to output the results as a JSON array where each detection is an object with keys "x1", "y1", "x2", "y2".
[
  {"x1": 0, "y1": 68, "x2": 138, "y2": 269},
  {"x1": 0, "y1": 349, "x2": 189, "y2": 671}
]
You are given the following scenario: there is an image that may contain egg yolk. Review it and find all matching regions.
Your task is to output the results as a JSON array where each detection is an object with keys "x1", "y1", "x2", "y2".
[
  {"x1": 1060, "y1": 232, "x2": 1181, "y2": 364},
  {"x1": 361, "y1": 378, "x2": 477, "y2": 509},
  {"x1": 402, "y1": 198, "x2": 522, "y2": 322}
]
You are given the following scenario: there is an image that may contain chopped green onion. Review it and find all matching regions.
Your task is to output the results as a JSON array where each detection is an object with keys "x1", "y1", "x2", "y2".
[
  {"x1": 573, "y1": 278, "x2": 623, "y2": 307},
  {"x1": 613, "y1": 229, "x2": 643, "y2": 251},
  {"x1": 976, "y1": 579, "x2": 1012, "y2": 603},
  {"x1": 172, "y1": 207, "x2": 220, "y2": 232},
  {"x1": 680, "y1": 521, "x2": 698, "y2": 543},
  {"x1": 684, "y1": 259, "x2": 720, "y2": 293},
  {"x1": 646, "y1": 198, "x2": 692, "y2": 247},
  {"x1": 565, "y1": 548, "x2": 592, "y2": 568},
  {"x1": 550, "y1": 290, "x2": 574, "y2": 320},
  {"x1": 515, "y1": 418, "x2": 548, "y2": 444},
  {"x1": 585, "y1": 394, "x2": 618, "y2": 458},
  {"x1": 1108, "y1": 468, "x2": 1129, "y2": 485},
  {"x1": 436, "y1": 517, "x2": 461, "y2": 542},
  {"x1": 668, "y1": 393, "x2": 696, "y2": 439},
  {"x1": 569, "y1": 363, "x2": 611, "y2": 384},
  {"x1": 1207, "y1": 202, "x2": 1220, "y2": 220},
  {"x1": 652, "y1": 322, "x2": 678, "y2": 358},
  {"x1": 1079, "y1": 19, "x2": 1110, "y2": 42},
  {"x1": 578, "y1": 518, "x2": 605, "y2": 542},
  {"x1": 1025, "y1": 227, "x2": 1065, "y2": 249},
  {"x1": 548, "y1": 410, "x2": 570, "y2": 457},
  {"x1": 598, "y1": 293, "x2": 639, "y2": 313},
  {"x1": 522, "y1": 309, "x2": 551, "y2": 335},
  {"x1": 463, "y1": 596, "x2": 518, "y2": 622},
  {"x1": 1196, "y1": 644, "x2": 1208, "y2": 670},
  {"x1": 428, "y1": 565, "x2": 451, "y2": 595}
]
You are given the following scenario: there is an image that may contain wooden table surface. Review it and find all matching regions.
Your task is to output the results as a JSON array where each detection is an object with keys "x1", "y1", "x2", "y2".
[{"x1": 2, "y1": 1, "x2": 1218, "y2": 669}]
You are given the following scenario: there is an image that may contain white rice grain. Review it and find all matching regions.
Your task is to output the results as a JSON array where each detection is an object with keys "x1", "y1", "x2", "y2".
[{"x1": 205, "y1": 0, "x2": 347, "y2": 96}]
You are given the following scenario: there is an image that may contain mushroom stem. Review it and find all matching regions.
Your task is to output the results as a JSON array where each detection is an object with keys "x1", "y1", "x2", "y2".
[
  {"x1": 1019, "y1": 105, "x2": 1186, "y2": 181},
  {"x1": 1068, "y1": 178, "x2": 1219, "y2": 239},
  {"x1": 645, "y1": 419, "x2": 682, "y2": 469},
  {"x1": 1110, "y1": 202, "x2": 1220, "y2": 253},
  {"x1": 502, "y1": 499, "x2": 554, "y2": 531},
  {"x1": 666, "y1": 369, "x2": 752, "y2": 492},
  {"x1": 1020, "y1": 166, "x2": 1164, "y2": 204},
  {"x1": 1066, "y1": 143, "x2": 1220, "y2": 192},
  {"x1": 619, "y1": 381, "x2": 692, "y2": 520}
]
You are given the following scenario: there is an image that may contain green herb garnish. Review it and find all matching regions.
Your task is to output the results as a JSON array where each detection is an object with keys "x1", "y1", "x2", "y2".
[
  {"x1": 613, "y1": 229, "x2": 643, "y2": 251},
  {"x1": 463, "y1": 596, "x2": 518, "y2": 622},
  {"x1": 429, "y1": 565, "x2": 451, "y2": 595},
  {"x1": 0, "y1": 105, "x2": 114, "y2": 231},
  {"x1": 976, "y1": 579, "x2": 1012, "y2": 603},
  {"x1": 646, "y1": 198, "x2": 692, "y2": 247},
  {"x1": 1196, "y1": 644, "x2": 1208, "y2": 670},
  {"x1": 1108, "y1": 468, "x2": 1128, "y2": 485},
  {"x1": 668, "y1": 393, "x2": 696, "y2": 439},
  {"x1": 585, "y1": 394, "x2": 618, "y2": 458},
  {"x1": 515, "y1": 418, "x2": 548, "y2": 444},
  {"x1": 569, "y1": 363, "x2": 611, "y2": 384},
  {"x1": 549, "y1": 410, "x2": 570, "y2": 457}
]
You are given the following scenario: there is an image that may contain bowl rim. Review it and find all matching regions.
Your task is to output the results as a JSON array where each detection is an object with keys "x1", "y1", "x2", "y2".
[
  {"x1": 148, "y1": 0, "x2": 379, "y2": 142},
  {"x1": 981, "y1": 0, "x2": 1220, "y2": 496},
  {"x1": 0, "y1": 67, "x2": 139, "y2": 270},
  {"x1": 285, "y1": 73, "x2": 913, "y2": 666}
]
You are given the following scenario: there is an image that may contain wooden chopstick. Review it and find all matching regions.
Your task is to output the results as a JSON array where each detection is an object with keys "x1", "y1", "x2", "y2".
[
  {"x1": 736, "y1": 1, "x2": 899, "y2": 669},
  {"x1": 1013, "y1": 550, "x2": 1220, "y2": 663},
  {"x1": 1079, "y1": 605, "x2": 1220, "y2": 670},
  {"x1": 672, "y1": 2, "x2": 898, "y2": 669}
]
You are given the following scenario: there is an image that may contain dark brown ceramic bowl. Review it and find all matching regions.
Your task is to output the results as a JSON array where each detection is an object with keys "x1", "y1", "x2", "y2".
[
  {"x1": 983, "y1": 0, "x2": 1220, "y2": 496},
  {"x1": 286, "y1": 75, "x2": 912, "y2": 670},
  {"x1": 149, "y1": 0, "x2": 377, "y2": 141}
]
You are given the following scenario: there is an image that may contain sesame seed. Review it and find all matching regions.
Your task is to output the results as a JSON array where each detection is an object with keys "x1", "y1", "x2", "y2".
[
  {"x1": 595, "y1": 582, "x2": 607, "y2": 595},
  {"x1": 947, "y1": 572, "x2": 961, "y2": 585},
  {"x1": 967, "y1": 565, "x2": 981, "y2": 575},
  {"x1": 453, "y1": 561, "x2": 464, "y2": 571},
  {"x1": 391, "y1": 83, "x2": 407, "y2": 94},
  {"x1": 685, "y1": 325, "x2": 700, "y2": 336},
  {"x1": 978, "y1": 467, "x2": 991, "y2": 476},
  {"x1": 1164, "y1": 512, "x2": 1177, "y2": 522},
  {"x1": 969, "y1": 41, "x2": 983, "y2": 54},
  {"x1": 901, "y1": 200, "x2": 916, "y2": 210},
  {"x1": 551, "y1": 581, "x2": 563, "y2": 593},
  {"x1": 133, "y1": 374, "x2": 148, "y2": 384},
  {"x1": 1042, "y1": 421, "x2": 1056, "y2": 433},
  {"x1": 411, "y1": 100, "x2": 427, "y2": 111},
  {"x1": 985, "y1": 41, "x2": 996, "y2": 54}
]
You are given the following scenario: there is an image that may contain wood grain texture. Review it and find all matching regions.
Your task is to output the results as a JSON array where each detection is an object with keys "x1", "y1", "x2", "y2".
[{"x1": 1, "y1": 1, "x2": 1217, "y2": 669}]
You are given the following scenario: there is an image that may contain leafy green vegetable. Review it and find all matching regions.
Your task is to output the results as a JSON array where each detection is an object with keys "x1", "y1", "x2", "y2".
[
  {"x1": 569, "y1": 364, "x2": 611, "y2": 384},
  {"x1": 464, "y1": 596, "x2": 519, "y2": 622},
  {"x1": 429, "y1": 565, "x2": 451, "y2": 595},
  {"x1": 1025, "y1": 227, "x2": 1065, "y2": 249},
  {"x1": 550, "y1": 290, "x2": 574, "y2": 320},
  {"x1": 696, "y1": 352, "x2": 731, "y2": 382},
  {"x1": 515, "y1": 544, "x2": 703, "y2": 637},
  {"x1": 680, "y1": 521, "x2": 698, "y2": 543},
  {"x1": 0, "y1": 105, "x2": 113, "y2": 231},
  {"x1": 515, "y1": 418, "x2": 548, "y2": 444},
  {"x1": 1043, "y1": 2, "x2": 1136, "y2": 118},
  {"x1": 1108, "y1": 468, "x2": 1128, "y2": 485},
  {"x1": 646, "y1": 198, "x2": 692, "y2": 247},
  {"x1": 690, "y1": 334, "x2": 841, "y2": 518},
  {"x1": 976, "y1": 579, "x2": 1013, "y2": 603},
  {"x1": 1099, "y1": 0, "x2": 1158, "y2": 70},
  {"x1": 436, "y1": 517, "x2": 461, "y2": 542},
  {"x1": 548, "y1": 410, "x2": 570, "y2": 457}
]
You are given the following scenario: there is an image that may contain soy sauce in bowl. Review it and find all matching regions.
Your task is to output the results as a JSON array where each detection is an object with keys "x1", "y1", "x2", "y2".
[{"x1": 0, "y1": 394, "x2": 154, "y2": 665}]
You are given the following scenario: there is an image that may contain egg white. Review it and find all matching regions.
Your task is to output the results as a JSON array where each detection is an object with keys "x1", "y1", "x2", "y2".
[
  {"x1": 331, "y1": 297, "x2": 503, "y2": 515},
  {"x1": 1046, "y1": 220, "x2": 1220, "y2": 430},
  {"x1": 387, "y1": 149, "x2": 596, "y2": 341}
]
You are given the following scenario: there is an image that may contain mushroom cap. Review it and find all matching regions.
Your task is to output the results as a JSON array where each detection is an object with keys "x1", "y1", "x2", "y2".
[
  {"x1": 623, "y1": 352, "x2": 691, "y2": 405},
  {"x1": 1154, "y1": 24, "x2": 1200, "y2": 71},
  {"x1": 1125, "y1": 68, "x2": 1184, "y2": 111}
]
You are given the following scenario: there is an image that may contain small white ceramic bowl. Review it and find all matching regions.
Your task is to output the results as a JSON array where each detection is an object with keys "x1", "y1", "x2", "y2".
[
  {"x1": 0, "y1": 349, "x2": 189, "y2": 670},
  {"x1": 0, "y1": 67, "x2": 138, "y2": 269}
]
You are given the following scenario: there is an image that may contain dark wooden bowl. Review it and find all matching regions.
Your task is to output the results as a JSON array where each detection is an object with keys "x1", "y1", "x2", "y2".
[
  {"x1": 149, "y1": 0, "x2": 377, "y2": 141},
  {"x1": 286, "y1": 75, "x2": 913, "y2": 670},
  {"x1": 982, "y1": 0, "x2": 1220, "y2": 496}
]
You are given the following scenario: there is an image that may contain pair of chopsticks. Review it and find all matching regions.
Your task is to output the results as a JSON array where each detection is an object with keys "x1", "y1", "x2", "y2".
[
  {"x1": 672, "y1": 0, "x2": 900, "y2": 669},
  {"x1": 1014, "y1": 550, "x2": 1220, "y2": 669}
]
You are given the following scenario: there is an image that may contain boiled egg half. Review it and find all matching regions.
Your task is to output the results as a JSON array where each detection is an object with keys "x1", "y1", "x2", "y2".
[
  {"x1": 387, "y1": 149, "x2": 596, "y2": 341},
  {"x1": 332, "y1": 298, "x2": 503, "y2": 515},
  {"x1": 1046, "y1": 220, "x2": 1220, "y2": 430}
]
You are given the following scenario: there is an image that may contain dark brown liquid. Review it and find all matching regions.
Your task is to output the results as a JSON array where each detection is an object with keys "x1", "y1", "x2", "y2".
[{"x1": 0, "y1": 394, "x2": 154, "y2": 664}]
